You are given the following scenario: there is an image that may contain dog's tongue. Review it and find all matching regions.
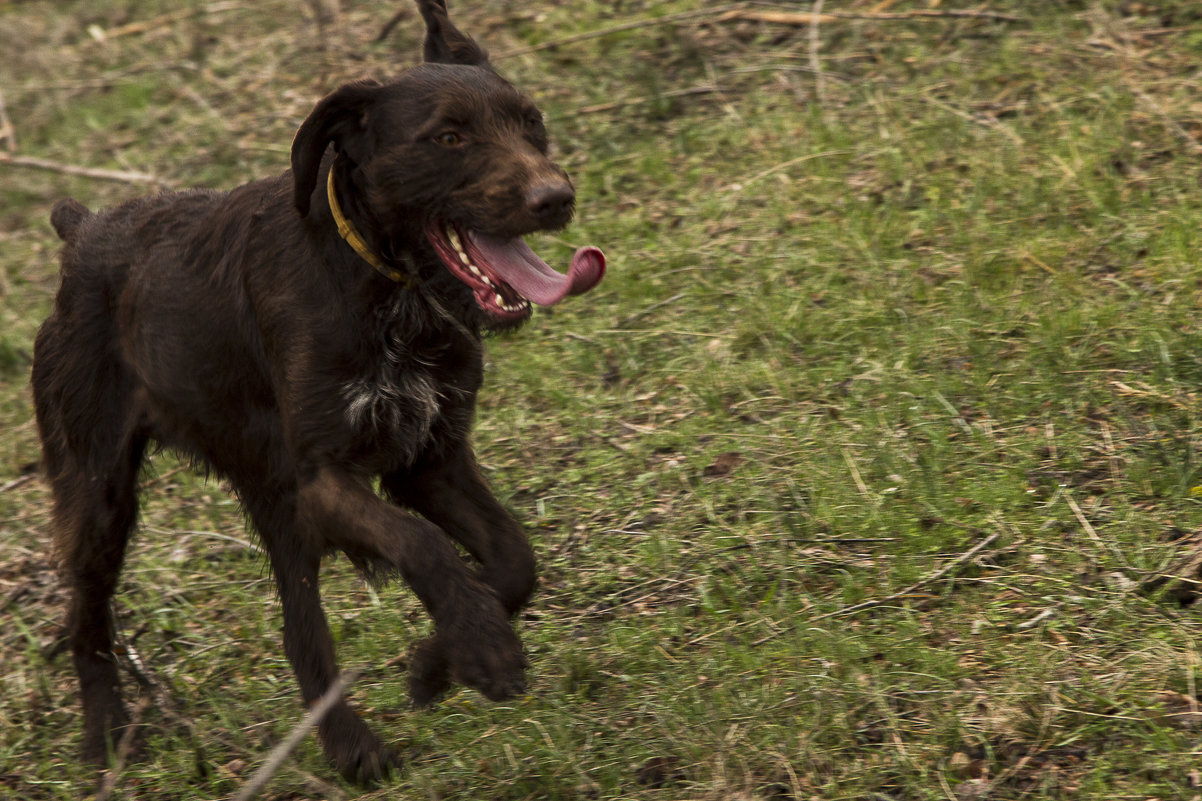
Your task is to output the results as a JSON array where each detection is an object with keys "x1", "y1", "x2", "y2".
[{"x1": 466, "y1": 231, "x2": 605, "y2": 306}]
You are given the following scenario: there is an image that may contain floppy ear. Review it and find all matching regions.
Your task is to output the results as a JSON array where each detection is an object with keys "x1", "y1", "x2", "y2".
[
  {"x1": 416, "y1": 0, "x2": 489, "y2": 65},
  {"x1": 291, "y1": 79, "x2": 383, "y2": 216}
]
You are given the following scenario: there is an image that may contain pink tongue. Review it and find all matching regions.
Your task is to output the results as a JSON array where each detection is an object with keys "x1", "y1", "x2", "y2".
[{"x1": 466, "y1": 231, "x2": 605, "y2": 306}]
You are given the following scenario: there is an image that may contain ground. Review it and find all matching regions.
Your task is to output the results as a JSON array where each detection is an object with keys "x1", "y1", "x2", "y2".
[{"x1": 3, "y1": 1, "x2": 1202, "y2": 799}]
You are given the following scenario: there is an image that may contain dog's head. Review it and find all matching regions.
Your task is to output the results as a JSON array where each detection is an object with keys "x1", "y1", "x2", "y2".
[{"x1": 291, "y1": 0, "x2": 604, "y2": 329}]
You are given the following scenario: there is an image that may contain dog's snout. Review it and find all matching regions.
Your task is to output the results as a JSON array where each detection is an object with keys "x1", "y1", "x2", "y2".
[{"x1": 525, "y1": 180, "x2": 574, "y2": 221}]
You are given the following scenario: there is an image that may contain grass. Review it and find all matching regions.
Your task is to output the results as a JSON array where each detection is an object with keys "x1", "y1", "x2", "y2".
[{"x1": 4, "y1": 0, "x2": 1202, "y2": 798}]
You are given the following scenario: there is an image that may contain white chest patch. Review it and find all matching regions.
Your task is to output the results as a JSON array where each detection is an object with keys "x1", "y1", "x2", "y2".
[
  {"x1": 343, "y1": 363, "x2": 441, "y2": 436},
  {"x1": 341, "y1": 302, "x2": 444, "y2": 443}
]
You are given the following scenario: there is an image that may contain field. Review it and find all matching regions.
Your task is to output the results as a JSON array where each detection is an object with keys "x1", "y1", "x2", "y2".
[{"x1": 4, "y1": 1, "x2": 1202, "y2": 798}]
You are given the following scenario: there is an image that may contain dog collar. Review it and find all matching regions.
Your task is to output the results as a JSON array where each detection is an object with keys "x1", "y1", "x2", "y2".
[{"x1": 326, "y1": 168, "x2": 418, "y2": 289}]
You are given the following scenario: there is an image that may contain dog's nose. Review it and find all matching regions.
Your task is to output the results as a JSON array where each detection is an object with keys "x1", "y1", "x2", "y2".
[{"x1": 525, "y1": 181, "x2": 574, "y2": 221}]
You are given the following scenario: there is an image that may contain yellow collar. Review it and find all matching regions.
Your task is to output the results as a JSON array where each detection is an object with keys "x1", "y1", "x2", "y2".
[{"x1": 326, "y1": 168, "x2": 417, "y2": 288}]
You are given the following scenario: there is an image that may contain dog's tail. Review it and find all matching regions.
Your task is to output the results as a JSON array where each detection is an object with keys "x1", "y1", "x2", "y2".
[{"x1": 50, "y1": 198, "x2": 93, "y2": 242}]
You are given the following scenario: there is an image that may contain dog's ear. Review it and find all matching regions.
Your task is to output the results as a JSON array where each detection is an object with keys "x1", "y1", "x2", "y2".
[
  {"x1": 291, "y1": 80, "x2": 383, "y2": 216},
  {"x1": 416, "y1": 0, "x2": 489, "y2": 66}
]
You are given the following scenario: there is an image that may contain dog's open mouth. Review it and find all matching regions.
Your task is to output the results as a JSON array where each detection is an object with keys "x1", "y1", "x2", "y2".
[{"x1": 425, "y1": 221, "x2": 605, "y2": 320}]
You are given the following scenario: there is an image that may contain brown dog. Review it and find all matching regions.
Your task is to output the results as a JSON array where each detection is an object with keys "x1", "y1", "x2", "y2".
[{"x1": 32, "y1": 0, "x2": 604, "y2": 782}]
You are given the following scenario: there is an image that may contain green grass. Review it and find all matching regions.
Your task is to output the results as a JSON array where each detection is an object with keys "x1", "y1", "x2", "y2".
[{"x1": 5, "y1": 1, "x2": 1202, "y2": 799}]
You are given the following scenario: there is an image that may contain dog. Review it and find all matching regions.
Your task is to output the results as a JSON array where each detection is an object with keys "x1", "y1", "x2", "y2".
[{"x1": 31, "y1": 0, "x2": 604, "y2": 782}]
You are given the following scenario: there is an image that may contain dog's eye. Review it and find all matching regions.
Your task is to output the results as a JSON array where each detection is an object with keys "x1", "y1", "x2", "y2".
[{"x1": 434, "y1": 131, "x2": 463, "y2": 147}]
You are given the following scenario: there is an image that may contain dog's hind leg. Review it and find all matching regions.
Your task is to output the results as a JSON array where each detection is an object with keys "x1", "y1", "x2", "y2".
[
  {"x1": 33, "y1": 320, "x2": 147, "y2": 763},
  {"x1": 236, "y1": 482, "x2": 397, "y2": 783}
]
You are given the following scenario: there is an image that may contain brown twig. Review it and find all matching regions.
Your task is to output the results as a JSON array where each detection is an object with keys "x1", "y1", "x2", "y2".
[
  {"x1": 842, "y1": 446, "x2": 871, "y2": 497},
  {"x1": 501, "y1": 3, "x2": 1018, "y2": 66},
  {"x1": 138, "y1": 464, "x2": 190, "y2": 487},
  {"x1": 88, "y1": 1, "x2": 243, "y2": 41},
  {"x1": 921, "y1": 94, "x2": 1024, "y2": 146},
  {"x1": 717, "y1": 8, "x2": 1023, "y2": 25},
  {"x1": 0, "y1": 475, "x2": 36, "y2": 494},
  {"x1": 1064, "y1": 491, "x2": 1136, "y2": 573},
  {"x1": 1129, "y1": 85, "x2": 1202, "y2": 156},
  {"x1": 93, "y1": 697, "x2": 152, "y2": 801},
  {"x1": 721, "y1": 149, "x2": 851, "y2": 192},
  {"x1": 0, "y1": 88, "x2": 15, "y2": 154},
  {"x1": 567, "y1": 85, "x2": 720, "y2": 117},
  {"x1": 0, "y1": 152, "x2": 167, "y2": 186},
  {"x1": 818, "y1": 531, "x2": 1002, "y2": 618},
  {"x1": 616, "y1": 292, "x2": 687, "y2": 328},
  {"x1": 754, "y1": 531, "x2": 1002, "y2": 645},
  {"x1": 376, "y1": 6, "x2": 411, "y2": 43},
  {"x1": 234, "y1": 671, "x2": 356, "y2": 801},
  {"x1": 493, "y1": 4, "x2": 745, "y2": 59},
  {"x1": 1139, "y1": 543, "x2": 1202, "y2": 598},
  {"x1": 808, "y1": 0, "x2": 827, "y2": 107}
]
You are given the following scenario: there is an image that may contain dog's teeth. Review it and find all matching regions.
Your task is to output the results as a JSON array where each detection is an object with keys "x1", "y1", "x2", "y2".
[{"x1": 447, "y1": 229, "x2": 470, "y2": 263}]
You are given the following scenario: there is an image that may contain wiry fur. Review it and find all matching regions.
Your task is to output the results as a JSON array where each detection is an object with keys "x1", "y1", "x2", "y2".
[
  {"x1": 341, "y1": 292, "x2": 452, "y2": 444},
  {"x1": 32, "y1": 0, "x2": 583, "y2": 784}
]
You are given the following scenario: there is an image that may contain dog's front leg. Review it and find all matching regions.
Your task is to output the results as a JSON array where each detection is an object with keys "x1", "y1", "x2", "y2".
[
  {"x1": 296, "y1": 467, "x2": 527, "y2": 706},
  {"x1": 239, "y1": 486, "x2": 396, "y2": 783},
  {"x1": 382, "y1": 445, "x2": 537, "y2": 615},
  {"x1": 268, "y1": 544, "x2": 396, "y2": 782}
]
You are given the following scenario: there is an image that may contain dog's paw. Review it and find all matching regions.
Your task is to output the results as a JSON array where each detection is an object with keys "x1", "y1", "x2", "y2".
[
  {"x1": 443, "y1": 607, "x2": 527, "y2": 702},
  {"x1": 319, "y1": 705, "x2": 398, "y2": 785},
  {"x1": 334, "y1": 742, "x2": 398, "y2": 786},
  {"x1": 408, "y1": 637, "x2": 452, "y2": 708},
  {"x1": 409, "y1": 603, "x2": 527, "y2": 705}
]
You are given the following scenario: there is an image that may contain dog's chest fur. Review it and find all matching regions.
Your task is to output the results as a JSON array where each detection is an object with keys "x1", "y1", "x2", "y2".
[{"x1": 340, "y1": 292, "x2": 481, "y2": 463}]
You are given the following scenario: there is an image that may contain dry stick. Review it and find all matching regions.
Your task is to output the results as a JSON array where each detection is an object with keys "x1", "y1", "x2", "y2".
[
  {"x1": 921, "y1": 94, "x2": 1024, "y2": 146},
  {"x1": 842, "y1": 447, "x2": 871, "y2": 497},
  {"x1": 234, "y1": 671, "x2": 356, "y2": 801},
  {"x1": 716, "y1": 9, "x2": 840, "y2": 25},
  {"x1": 139, "y1": 464, "x2": 190, "y2": 487},
  {"x1": 0, "y1": 474, "x2": 35, "y2": 493},
  {"x1": 493, "y1": 4, "x2": 745, "y2": 59},
  {"x1": 718, "y1": 9, "x2": 1023, "y2": 25},
  {"x1": 0, "y1": 88, "x2": 15, "y2": 153},
  {"x1": 1140, "y1": 544, "x2": 1202, "y2": 598},
  {"x1": 1014, "y1": 605, "x2": 1060, "y2": 630},
  {"x1": 495, "y1": 4, "x2": 1021, "y2": 62},
  {"x1": 489, "y1": 4, "x2": 1020, "y2": 61},
  {"x1": 567, "y1": 85, "x2": 720, "y2": 117},
  {"x1": 93, "y1": 697, "x2": 153, "y2": 801},
  {"x1": 1063, "y1": 491, "x2": 1136, "y2": 574},
  {"x1": 0, "y1": 153, "x2": 165, "y2": 186},
  {"x1": 1130, "y1": 86, "x2": 1202, "y2": 155},
  {"x1": 808, "y1": 0, "x2": 826, "y2": 108},
  {"x1": 90, "y1": 1, "x2": 243, "y2": 40},
  {"x1": 376, "y1": 6, "x2": 410, "y2": 43},
  {"x1": 617, "y1": 292, "x2": 687, "y2": 328},
  {"x1": 753, "y1": 531, "x2": 1002, "y2": 646},
  {"x1": 722, "y1": 149, "x2": 851, "y2": 192},
  {"x1": 111, "y1": 634, "x2": 346, "y2": 800}
]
